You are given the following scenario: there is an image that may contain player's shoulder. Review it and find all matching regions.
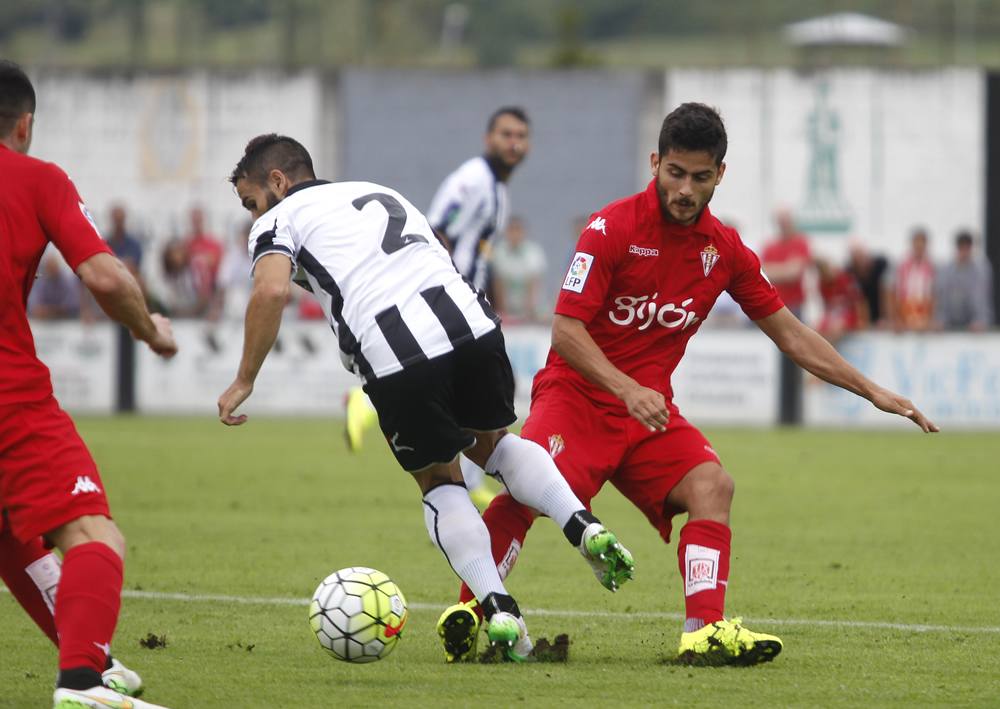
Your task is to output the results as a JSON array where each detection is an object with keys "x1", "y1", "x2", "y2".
[
  {"x1": 582, "y1": 189, "x2": 645, "y2": 241},
  {"x1": 446, "y1": 156, "x2": 493, "y2": 189},
  {"x1": 2, "y1": 148, "x2": 70, "y2": 186},
  {"x1": 704, "y1": 213, "x2": 750, "y2": 253}
]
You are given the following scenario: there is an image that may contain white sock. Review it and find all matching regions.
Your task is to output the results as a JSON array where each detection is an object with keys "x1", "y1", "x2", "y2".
[
  {"x1": 484, "y1": 434, "x2": 584, "y2": 529},
  {"x1": 422, "y1": 483, "x2": 507, "y2": 601},
  {"x1": 459, "y1": 455, "x2": 485, "y2": 490}
]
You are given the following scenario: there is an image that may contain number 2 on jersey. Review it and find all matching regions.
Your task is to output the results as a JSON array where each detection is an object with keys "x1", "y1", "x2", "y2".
[{"x1": 352, "y1": 193, "x2": 429, "y2": 255}]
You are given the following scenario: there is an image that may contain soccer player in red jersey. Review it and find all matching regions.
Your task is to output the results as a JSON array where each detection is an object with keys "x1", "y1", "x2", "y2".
[
  {"x1": 0, "y1": 61, "x2": 176, "y2": 708},
  {"x1": 438, "y1": 102, "x2": 938, "y2": 665}
]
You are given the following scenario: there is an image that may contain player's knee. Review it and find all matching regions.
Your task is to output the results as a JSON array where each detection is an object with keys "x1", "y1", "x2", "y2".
[{"x1": 686, "y1": 464, "x2": 734, "y2": 511}]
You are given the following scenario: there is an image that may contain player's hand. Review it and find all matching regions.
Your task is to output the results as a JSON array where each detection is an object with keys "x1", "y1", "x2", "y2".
[
  {"x1": 146, "y1": 313, "x2": 178, "y2": 358},
  {"x1": 218, "y1": 379, "x2": 253, "y2": 426},
  {"x1": 622, "y1": 384, "x2": 669, "y2": 432},
  {"x1": 870, "y1": 387, "x2": 939, "y2": 433}
]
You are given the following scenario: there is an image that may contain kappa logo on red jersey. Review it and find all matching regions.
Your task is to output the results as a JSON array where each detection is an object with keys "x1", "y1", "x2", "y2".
[
  {"x1": 701, "y1": 244, "x2": 720, "y2": 276},
  {"x1": 628, "y1": 244, "x2": 659, "y2": 257},
  {"x1": 70, "y1": 476, "x2": 101, "y2": 496},
  {"x1": 586, "y1": 216, "x2": 607, "y2": 235},
  {"x1": 608, "y1": 293, "x2": 700, "y2": 331}
]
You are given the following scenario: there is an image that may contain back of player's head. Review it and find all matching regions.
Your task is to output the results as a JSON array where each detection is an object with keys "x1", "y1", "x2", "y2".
[
  {"x1": 0, "y1": 60, "x2": 36, "y2": 138},
  {"x1": 229, "y1": 133, "x2": 316, "y2": 186},
  {"x1": 487, "y1": 106, "x2": 530, "y2": 133},
  {"x1": 658, "y1": 103, "x2": 727, "y2": 165}
]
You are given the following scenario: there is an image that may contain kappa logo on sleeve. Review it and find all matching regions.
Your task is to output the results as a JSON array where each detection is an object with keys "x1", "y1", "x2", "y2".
[
  {"x1": 586, "y1": 216, "x2": 607, "y2": 235},
  {"x1": 562, "y1": 252, "x2": 595, "y2": 293}
]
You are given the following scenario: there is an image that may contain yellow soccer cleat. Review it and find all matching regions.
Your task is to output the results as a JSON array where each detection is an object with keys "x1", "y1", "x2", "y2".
[
  {"x1": 468, "y1": 484, "x2": 497, "y2": 510},
  {"x1": 436, "y1": 599, "x2": 481, "y2": 663},
  {"x1": 676, "y1": 617, "x2": 782, "y2": 666},
  {"x1": 344, "y1": 386, "x2": 378, "y2": 453}
]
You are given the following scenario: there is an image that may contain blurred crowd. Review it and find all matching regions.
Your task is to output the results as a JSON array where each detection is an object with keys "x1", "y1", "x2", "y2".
[{"x1": 28, "y1": 204, "x2": 995, "y2": 340}]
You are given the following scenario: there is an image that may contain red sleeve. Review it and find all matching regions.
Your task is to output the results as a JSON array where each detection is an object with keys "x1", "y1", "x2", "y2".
[
  {"x1": 554, "y1": 213, "x2": 621, "y2": 324},
  {"x1": 36, "y1": 163, "x2": 111, "y2": 270},
  {"x1": 727, "y1": 238, "x2": 785, "y2": 321}
]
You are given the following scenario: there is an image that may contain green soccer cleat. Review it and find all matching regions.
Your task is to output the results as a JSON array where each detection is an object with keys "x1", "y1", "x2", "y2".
[
  {"x1": 676, "y1": 617, "x2": 783, "y2": 666},
  {"x1": 436, "y1": 599, "x2": 481, "y2": 663},
  {"x1": 486, "y1": 611, "x2": 533, "y2": 663},
  {"x1": 54, "y1": 684, "x2": 169, "y2": 708},
  {"x1": 579, "y1": 523, "x2": 635, "y2": 592},
  {"x1": 102, "y1": 657, "x2": 144, "y2": 697}
]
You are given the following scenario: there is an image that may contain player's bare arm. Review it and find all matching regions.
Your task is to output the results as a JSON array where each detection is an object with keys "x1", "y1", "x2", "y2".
[
  {"x1": 755, "y1": 306, "x2": 939, "y2": 433},
  {"x1": 75, "y1": 252, "x2": 177, "y2": 358},
  {"x1": 218, "y1": 253, "x2": 292, "y2": 426},
  {"x1": 551, "y1": 314, "x2": 668, "y2": 432}
]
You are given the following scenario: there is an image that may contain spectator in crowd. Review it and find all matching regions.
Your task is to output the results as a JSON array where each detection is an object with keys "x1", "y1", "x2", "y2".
[
  {"x1": 815, "y1": 257, "x2": 866, "y2": 344},
  {"x1": 935, "y1": 230, "x2": 994, "y2": 332},
  {"x1": 184, "y1": 205, "x2": 223, "y2": 303},
  {"x1": 106, "y1": 204, "x2": 143, "y2": 276},
  {"x1": 27, "y1": 252, "x2": 80, "y2": 320},
  {"x1": 491, "y1": 216, "x2": 548, "y2": 322},
  {"x1": 761, "y1": 208, "x2": 811, "y2": 318},
  {"x1": 889, "y1": 227, "x2": 935, "y2": 331},
  {"x1": 846, "y1": 240, "x2": 889, "y2": 328},
  {"x1": 150, "y1": 238, "x2": 205, "y2": 317},
  {"x1": 208, "y1": 220, "x2": 254, "y2": 322}
]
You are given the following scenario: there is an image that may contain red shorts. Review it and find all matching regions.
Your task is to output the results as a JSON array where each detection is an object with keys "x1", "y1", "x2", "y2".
[
  {"x1": 521, "y1": 378, "x2": 720, "y2": 543},
  {"x1": 0, "y1": 396, "x2": 109, "y2": 542}
]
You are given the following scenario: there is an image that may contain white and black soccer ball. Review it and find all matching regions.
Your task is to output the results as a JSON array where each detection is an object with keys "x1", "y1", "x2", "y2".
[{"x1": 309, "y1": 566, "x2": 408, "y2": 663}]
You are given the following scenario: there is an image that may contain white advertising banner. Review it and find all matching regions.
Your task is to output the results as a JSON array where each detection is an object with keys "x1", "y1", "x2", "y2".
[
  {"x1": 804, "y1": 333, "x2": 1000, "y2": 428},
  {"x1": 29, "y1": 321, "x2": 116, "y2": 414},
  {"x1": 665, "y1": 68, "x2": 984, "y2": 262},
  {"x1": 672, "y1": 329, "x2": 780, "y2": 426},
  {"x1": 135, "y1": 320, "x2": 357, "y2": 415},
  {"x1": 502, "y1": 325, "x2": 780, "y2": 426}
]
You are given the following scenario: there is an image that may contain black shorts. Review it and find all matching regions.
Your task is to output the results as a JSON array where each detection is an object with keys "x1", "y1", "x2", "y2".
[{"x1": 363, "y1": 328, "x2": 517, "y2": 472}]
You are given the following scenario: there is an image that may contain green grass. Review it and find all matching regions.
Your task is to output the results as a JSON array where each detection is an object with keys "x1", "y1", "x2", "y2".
[{"x1": 2, "y1": 419, "x2": 998, "y2": 707}]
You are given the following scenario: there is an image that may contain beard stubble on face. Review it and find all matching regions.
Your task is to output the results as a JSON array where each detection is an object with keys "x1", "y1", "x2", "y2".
[{"x1": 656, "y1": 178, "x2": 715, "y2": 226}]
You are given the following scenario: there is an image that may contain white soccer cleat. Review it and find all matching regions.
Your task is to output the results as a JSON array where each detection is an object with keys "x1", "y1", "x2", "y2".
[
  {"x1": 53, "y1": 684, "x2": 169, "y2": 708},
  {"x1": 102, "y1": 657, "x2": 144, "y2": 697}
]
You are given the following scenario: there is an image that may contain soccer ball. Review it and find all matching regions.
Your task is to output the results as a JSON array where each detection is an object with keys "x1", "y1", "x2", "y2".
[{"x1": 309, "y1": 566, "x2": 408, "y2": 663}]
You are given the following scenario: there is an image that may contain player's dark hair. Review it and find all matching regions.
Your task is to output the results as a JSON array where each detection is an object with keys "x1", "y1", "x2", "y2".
[
  {"x1": 0, "y1": 60, "x2": 36, "y2": 138},
  {"x1": 658, "y1": 102, "x2": 727, "y2": 165},
  {"x1": 956, "y1": 230, "x2": 973, "y2": 248},
  {"x1": 229, "y1": 133, "x2": 316, "y2": 186},
  {"x1": 487, "y1": 106, "x2": 530, "y2": 132}
]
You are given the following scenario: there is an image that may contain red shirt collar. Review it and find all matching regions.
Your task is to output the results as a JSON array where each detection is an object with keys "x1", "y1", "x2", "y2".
[{"x1": 641, "y1": 179, "x2": 717, "y2": 238}]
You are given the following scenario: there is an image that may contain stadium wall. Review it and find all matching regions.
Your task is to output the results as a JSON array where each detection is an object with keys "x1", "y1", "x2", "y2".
[{"x1": 36, "y1": 321, "x2": 1000, "y2": 429}]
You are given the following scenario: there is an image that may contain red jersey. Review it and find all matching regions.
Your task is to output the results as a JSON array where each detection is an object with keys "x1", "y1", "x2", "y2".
[
  {"x1": 0, "y1": 144, "x2": 111, "y2": 405},
  {"x1": 539, "y1": 180, "x2": 783, "y2": 411},
  {"x1": 761, "y1": 234, "x2": 811, "y2": 309}
]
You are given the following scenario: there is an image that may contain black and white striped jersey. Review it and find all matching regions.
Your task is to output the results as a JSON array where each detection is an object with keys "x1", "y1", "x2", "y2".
[
  {"x1": 247, "y1": 179, "x2": 500, "y2": 383},
  {"x1": 425, "y1": 156, "x2": 509, "y2": 291}
]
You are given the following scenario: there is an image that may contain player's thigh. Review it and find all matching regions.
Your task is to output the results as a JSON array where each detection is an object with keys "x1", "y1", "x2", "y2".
[
  {"x1": 613, "y1": 410, "x2": 721, "y2": 543},
  {"x1": 0, "y1": 397, "x2": 110, "y2": 544},
  {"x1": 450, "y1": 328, "x2": 517, "y2": 433},
  {"x1": 518, "y1": 380, "x2": 626, "y2": 507},
  {"x1": 363, "y1": 356, "x2": 475, "y2": 474}
]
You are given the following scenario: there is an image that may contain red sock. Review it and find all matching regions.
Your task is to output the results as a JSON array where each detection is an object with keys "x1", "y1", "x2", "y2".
[
  {"x1": 0, "y1": 529, "x2": 60, "y2": 645},
  {"x1": 458, "y1": 494, "x2": 536, "y2": 618},
  {"x1": 55, "y1": 541, "x2": 123, "y2": 673},
  {"x1": 677, "y1": 519, "x2": 731, "y2": 631}
]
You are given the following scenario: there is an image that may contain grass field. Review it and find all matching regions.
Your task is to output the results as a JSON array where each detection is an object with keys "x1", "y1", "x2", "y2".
[{"x1": 2, "y1": 418, "x2": 998, "y2": 708}]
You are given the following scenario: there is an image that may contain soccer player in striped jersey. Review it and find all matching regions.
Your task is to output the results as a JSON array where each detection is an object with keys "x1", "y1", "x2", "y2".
[
  {"x1": 218, "y1": 134, "x2": 632, "y2": 662},
  {"x1": 344, "y1": 108, "x2": 530, "y2": 508}
]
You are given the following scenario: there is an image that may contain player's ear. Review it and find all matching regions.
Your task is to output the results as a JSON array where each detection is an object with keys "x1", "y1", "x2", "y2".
[
  {"x1": 14, "y1": 113, "x2": 33, "y2": 153},
  {"x1": 649, "y1": 152, "x2": 659, "y2": 176},
  {"x1": 716, "y1": 161, "x2": 726, "y2": 185},
  {"x1": 268, "y1": 168, "x2": 290, "y2": 198}
]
